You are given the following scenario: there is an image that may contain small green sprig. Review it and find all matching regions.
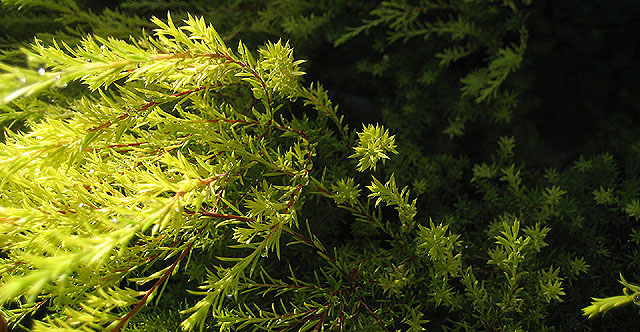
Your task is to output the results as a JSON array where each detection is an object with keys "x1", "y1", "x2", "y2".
[
  {"x1": 583, "y1": 274, "x2": 640, "y2": 318},
  {"x1": 367, "y1": 174, "x2": 417, "y2": 233},
  {"x1": 350, "y1": 123, "x2": 397, "y2": 172}
]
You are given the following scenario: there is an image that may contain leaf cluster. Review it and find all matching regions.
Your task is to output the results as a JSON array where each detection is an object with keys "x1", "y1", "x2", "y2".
[{"x1": 2, "y1": 1, "x2": 640, "y2": 331}]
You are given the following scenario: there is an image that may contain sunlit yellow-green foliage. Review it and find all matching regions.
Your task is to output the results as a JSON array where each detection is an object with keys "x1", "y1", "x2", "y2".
[
  {"x1": 350, "y1": 123, "x2": 397, "y2": 172},
  {"x1": 0, "y1": 11, "x2": 427, "y2": 332},
  {"x1": 582, "y1": 274, "x2": 640, "y2": 318},
  {"x1": 0, "y1": 2, "x2": 611, "y2": 331},
  {"x1": 0, "y1": 13, "x2": 320, "y2": 331}
]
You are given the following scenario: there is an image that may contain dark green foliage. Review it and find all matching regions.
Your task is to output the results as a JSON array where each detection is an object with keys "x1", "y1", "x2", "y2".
[{"x1": 2, "y1": 0, "x2": 640, "y2": 331}]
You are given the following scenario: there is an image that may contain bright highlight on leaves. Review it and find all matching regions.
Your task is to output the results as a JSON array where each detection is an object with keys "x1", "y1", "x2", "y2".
[
  {"x1": 0, "y1": 12, "x2": 320, "y2": 332},
  {"x1": 350, "y1": 123, "x2": 398, "y2": 172},
  {"x1": 0, "y1": 11, "x2": 432, "y2": 332},
  {"x1": 583, "y1": 274, "x2": 640, "y2": 318},
  {"x1": 0, "y1": 1, "x2": 617, "y2": 331}
]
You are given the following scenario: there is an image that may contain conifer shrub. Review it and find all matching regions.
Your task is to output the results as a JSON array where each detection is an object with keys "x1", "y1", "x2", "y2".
[
  {"x1": 1, "y1": 1, "x2": 640, "y2": 332},
  {"x1": 0, "y1": 12, "x2": 564, "y2": 332}
]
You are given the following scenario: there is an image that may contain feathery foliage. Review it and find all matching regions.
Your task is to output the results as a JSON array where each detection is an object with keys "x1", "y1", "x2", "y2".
[
  {"x1": 2, "y1": 0, "x2": 640, "y2": 331},
  {"x1": 0, "y1": 11, "x2": 564, "y2": 332}
]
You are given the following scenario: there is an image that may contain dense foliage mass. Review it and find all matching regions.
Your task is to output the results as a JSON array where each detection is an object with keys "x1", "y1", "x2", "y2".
[{"x1": 1, "y1": 1, "x2": 640, "y2": 331}]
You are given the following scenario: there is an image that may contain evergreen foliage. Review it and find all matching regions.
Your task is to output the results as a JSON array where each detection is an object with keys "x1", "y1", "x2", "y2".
[{"x1": 1, "y1": 1, "x2": 640, "y2": 331}]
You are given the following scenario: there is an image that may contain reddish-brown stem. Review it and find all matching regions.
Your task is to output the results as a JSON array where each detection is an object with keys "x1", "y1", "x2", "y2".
[
  {"x1": 198, "y1": 171, "x2": 229, "y2": 186},
  {"x1": 88, "y1": 114, "x2": 131, "y2": 132},
  {"x1": 88, "y1": 120, "x2": 112, "y2": 132},
  {"x1": 353, "y1": 301, "x2": 362, "y2": 327},
  {"x1": 337, "y1": 291, "x2": 344, "y2": 332},
  {"x1": 204, "y1": 118, "x2": 260, "y2": 126},
  {"x1": 31, "y1": 298, "x2": 48, "y2": 314},
  {"x1": 204, "y1": 52, "x2": 272, "y2": 112},
  {"x1": 285, "y1": 184, "x2": 303, "y2": 211},
  {"x1": 361, "y1": 301, "x2": 390, "y2": 332},
  {"x1": 111, "y1": 240, "x2": 194, "y2": 332},
  {"x1": 107, "y1": 142, "x2": 145, "y2": 149},
  {"x1": 228, "y1": 187, "x2": 251, "y2": 208},
  {"x1": 247, "y1": 283, "x2": 313, "y2": 289},
  {"x1": 274, "y1": 299, "x2": 333, "y2": 332},
  {"x1": 198, "y1": 210, "x2": 255, "y2": 222},
  {"x1": 7, "y1": 261, "x2": 23, "y2": 274},
  {"x1": 83, "y1": 142, "x2": 147, "y2": 152},
  {"x1": 314, "y1": 185, "x2": 331, "y2": 196},
  {"x1": 203, "y1": 118, "x2": 306, "y2": 137},
  {"x1": 206, "y1": 151, "x2": 225, "y2": 161},
  {"x1": 276, "y1": 308, "x2": 317, "y2": 332},
  {"x1": 88, "y1": 83, "x2": 210, "y2": 132},
  {"x1": 313, "y1": 302, "x2": 332, "y2": 331},
  {"x1": 109, "y1": 238, "x2": 181, "y2": 277},
  {"x1": 140, "y1": 85, "x2": 209, "y2": 111}
]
